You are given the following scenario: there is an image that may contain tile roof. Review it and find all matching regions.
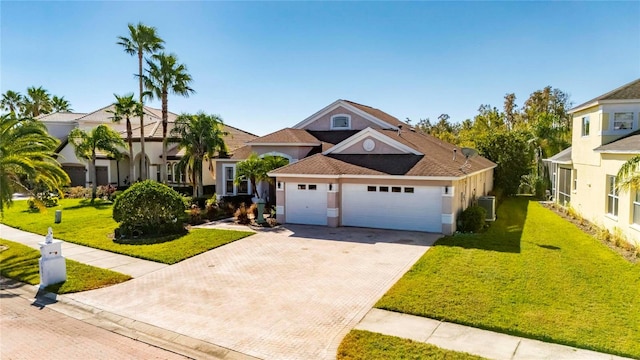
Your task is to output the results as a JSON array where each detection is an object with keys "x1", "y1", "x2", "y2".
[
  {"x1": 271, "y1": 128, "x2": 496, "y2": 178},
  {"x1": 36, "y1": 112, "x2": 87, "y2": 122},
  {"x1": 247, "y1": 128, "x2": 321, "y2": 144},
  {"x1": 594, "y1": 129, "x2": 640, "y2": 153},
  {"x1": 343, "y1": 100, "x2": 408, "y2": 128},
  {"x1": 571, "y1": 79, "x2": 640, "y2": 111}
]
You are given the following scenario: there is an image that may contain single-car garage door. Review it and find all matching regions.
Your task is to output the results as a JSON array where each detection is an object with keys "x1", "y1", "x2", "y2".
[
  {"x1": 285, "y1": 183, "x2": 327, "y2": 225},
  {"x1": 342, "y1": 184, "x2": 442, "y2": 232}
]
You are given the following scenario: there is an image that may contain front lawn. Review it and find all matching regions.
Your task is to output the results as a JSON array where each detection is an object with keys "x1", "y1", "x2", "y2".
[
  {"x1": 1, "y1": 199, "x2": 253, "y2": 264},
  {"x1": 1, "y1": 239, "x2": 131, "y2": 293},
  {"x1": 337, "y1": 330, "x2": 485, "y2": 360},
  {"x1": 376, "y1": 197, "x2": 640, "y2": 358}
]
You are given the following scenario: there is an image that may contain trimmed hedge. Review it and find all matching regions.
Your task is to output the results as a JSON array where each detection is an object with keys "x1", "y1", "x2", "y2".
[
  {"x1": 458, "y1": 205, "x2": 486, "y2": 233},
  {"x1": 113, "y1": 180, "x2": 186, "y2": 238}
]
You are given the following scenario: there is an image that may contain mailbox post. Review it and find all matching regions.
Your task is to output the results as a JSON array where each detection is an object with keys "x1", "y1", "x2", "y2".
[{"x1": 39, "y1": 227, "x2": 67, "y2": 288}]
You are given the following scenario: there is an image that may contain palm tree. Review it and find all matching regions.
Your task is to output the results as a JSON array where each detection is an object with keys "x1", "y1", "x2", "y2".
[
  {"x1": 22, "y1": 86, "x2": 52, "y2": 117},
  {"x1": 143, "y1": 52, "x2": 195, "y2": 183},
  {"x1": 235, "y1": 153, "x2": 289, "y2": 199},
  {"x1": 107, "y1": 93, "x2": 142, "y2": 183},
  {"x1": 51, "y1": 95, "x2": 73, "y2": 112},
  {"x1": 1, "y1": 90, "x2": 23, "y2": 115},
  {"x1": 69, "y1": 125, "x2": 126, "y2": 201},
  {"x1": 171, "y1": 112, "x2": 227, "y2": 197},
  {"x1": 616, "y1": 155, "x2": 640, "y2": 192},
  {"x1": 0, "y1": 114, "x2": 69, "y2": 212},
  {"x1": 117, "y1": 22, "x2": 164, "y2": 181}
]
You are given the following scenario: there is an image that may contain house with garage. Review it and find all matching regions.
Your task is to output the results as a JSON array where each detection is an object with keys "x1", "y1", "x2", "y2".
[
  {"x1": 218, "y1": 100, "x2": 496, "y2": 234},
  {"x1": 38, "y1": 105, "x2": 256, "y2": 190},
  {"x1": 547, "y1": 79, "x2": 640, "y2": 246}
]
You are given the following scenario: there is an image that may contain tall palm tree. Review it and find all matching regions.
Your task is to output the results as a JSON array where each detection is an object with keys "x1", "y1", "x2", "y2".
[
  {"x1": 69, "y1": 125, "x2": 126, "y2": 202},
  {"x1": 107, "y1": 93, "x2": 142, "y2": 183},
  {"x1": 143, "y1": 52, "x2": 195, "y2": 183},
  {"x1": 117, "y1": 22, "x2": 164, "y2": 181},
  {"x1": 22, "y1": 86, "x2": 52, "y2": 117},
  {"x1": 51, "y1": 95, "x2": 73, "y2": 112},
  {"x1": 0, "y1": 114, "x2": 69, "y2": 212},
  {"x1": 616, "y1": 155, "x2": 640, "y2": 192},
  {"x1": 171, "y1": 112, "x2": 227, "y2": 197},
  {"x1": 1, "y1": 90, "x2": 23, "y2": 115}
]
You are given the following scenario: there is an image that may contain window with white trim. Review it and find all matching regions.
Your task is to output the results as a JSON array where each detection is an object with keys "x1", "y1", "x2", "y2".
[
  {"x1": 607, "y1": 175, "x2": 618, "y2": 217},
  {"x1": 581, "y1": 116, "x2": 590, "y2": 136},
  {"x1": 633, "y1": 192, "x2": 640, "y2": 226},
  {"x1": 613, "y1": 112, "x2": 633, "y2": 130},
  {"x1": 331, "y1": 115, "x2": 351, "y2": 129},
  {"x1": 224, "y1": 166, "x2": 234, "y2": 194}
]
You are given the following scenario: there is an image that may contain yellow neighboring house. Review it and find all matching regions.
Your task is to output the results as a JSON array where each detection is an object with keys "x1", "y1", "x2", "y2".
[{"x1": 547, "y1": 79, "x2": 640, "y2": 246}]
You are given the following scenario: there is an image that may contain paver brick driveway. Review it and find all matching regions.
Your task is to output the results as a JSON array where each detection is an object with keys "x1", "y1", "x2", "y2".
[{"x1": 69, "y1": 225, "x2": 439, "y2": 359}]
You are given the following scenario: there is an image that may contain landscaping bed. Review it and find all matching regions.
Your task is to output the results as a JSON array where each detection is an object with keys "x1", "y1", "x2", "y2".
[
  {"x1": 375, "y1": 197, "x2": 640, "y2": 358},
  {"x1": 0, "y1": 239, "x2": 131, "y2": 293},
  {"x1": 0, "y1": 199, "x2": 254, "y2": 264}
]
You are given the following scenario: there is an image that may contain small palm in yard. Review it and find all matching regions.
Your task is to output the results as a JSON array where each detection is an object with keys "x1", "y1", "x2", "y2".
[
  {"x1": 0, "y1": 114, "x2": 69, "y2": 212},
  {"x1": 235, "y1": 153, "x2": 289, "y2": 199},
  {"x1": 69, "y1": 125, "x2": 126, "y2": 202},
  {"x1": 108, "y1": 93, "x2": 142, "y2": 181}
]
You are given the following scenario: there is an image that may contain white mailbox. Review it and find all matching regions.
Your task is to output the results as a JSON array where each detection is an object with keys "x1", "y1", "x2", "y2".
[{"x1": 39, "y1": 227, "x2": 67, "y2": 287}]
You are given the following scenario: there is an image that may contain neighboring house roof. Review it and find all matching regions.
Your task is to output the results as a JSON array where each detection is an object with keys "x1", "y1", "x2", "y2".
[
  {"x1": 246, "y1": 128, "x2": 321, "y2": 145},
  {"x1": 544, "y1": 146, "x2": 573, "y2": 164},
  {"x1": 36, "y1": 112, "x2": 87, "y2": 122},
  {"x1": 271, "y1": 127, "x2": 496, "y2": 178},
  {"x1": 570, "y1": 78, "x2": 640, "y2": 113},
  {"x1": 594, "y1": 129, "x2": 640, "y2": 153}
]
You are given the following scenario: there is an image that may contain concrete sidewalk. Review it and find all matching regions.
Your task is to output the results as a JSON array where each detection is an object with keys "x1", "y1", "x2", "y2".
[
  {"x1": 0, "y1": 224, "x2": 167, "y2": 278},
  {"x1": 356, "y1": 308, "x2": 633, "y2": 360}
]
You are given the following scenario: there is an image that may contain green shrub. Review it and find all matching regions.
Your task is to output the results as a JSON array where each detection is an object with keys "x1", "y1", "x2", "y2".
[
  {"x1": 234, "y1": 203, "x2": 257, "y2": 225},
  {"x1": 112, "y1": 180, "x2": 186, "y2": 238},
  {"x1": 458, "y1": 205, "x2": 486, "y2": 233},
  {"x1": 27, "y1": 192, "x2": 59, "y2": 210}
]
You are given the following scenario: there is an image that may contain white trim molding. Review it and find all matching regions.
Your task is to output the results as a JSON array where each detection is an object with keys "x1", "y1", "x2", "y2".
[
  {"x1": 441, "y1": 213, "x2": 454, "y2": 225},
  {"x1": 327, "y1": 208, "x2": 340, "y2": 217},
  {"x1": 292, "y1": 100, "x2": 398, "y2": 130},
  {"x1": 276, "y1": 205, "x2": 284, "y2": 215}
]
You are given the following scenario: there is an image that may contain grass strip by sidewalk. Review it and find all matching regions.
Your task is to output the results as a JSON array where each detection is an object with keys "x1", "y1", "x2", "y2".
[
  {"x1": 1, "y1": 199, "x2": 253, "y2": 264},
  {"x1": 1, "y1": 239, "x2": 131, "y2": 293},
  {"x1": 376, "y1": 197, "x2": 640, "y2": 358},
  {"x1": 337, "y1": 330, "x2": 485, "y2": 360}
]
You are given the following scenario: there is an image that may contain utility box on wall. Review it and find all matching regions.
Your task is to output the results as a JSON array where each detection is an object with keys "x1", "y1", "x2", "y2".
[{"x1": 478, "y1": 196, "x2": 496, "y2": 221}]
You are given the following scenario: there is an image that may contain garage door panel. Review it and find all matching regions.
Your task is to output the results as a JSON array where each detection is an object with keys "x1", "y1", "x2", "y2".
[
  {"x1": 285, "y1": 183, "x2": 327, "y2": 226},
  {"x1": 342, "y1": 184, "x2": 441, "y2": 232}
]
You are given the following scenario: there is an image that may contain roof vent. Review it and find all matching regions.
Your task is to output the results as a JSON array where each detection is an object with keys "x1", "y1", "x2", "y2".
[
  {"x1": 397, "y1": 124, "x2": 403, "y2": 136},
  {"x1": 453, "y1": 148, "x2": 457, "y2": 161}
]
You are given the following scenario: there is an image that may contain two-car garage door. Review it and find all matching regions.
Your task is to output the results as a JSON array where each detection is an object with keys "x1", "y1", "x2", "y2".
[{"x1": 342, "y1": 184, "x2": 442, "y2": 232}]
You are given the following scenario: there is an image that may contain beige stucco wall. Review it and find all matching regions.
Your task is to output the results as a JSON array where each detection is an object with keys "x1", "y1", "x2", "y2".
[
  {"x1": 336, "y1": 137, "x2": 406, "y2": 154},
  {"x1": 303, "y1": 106, "x2": 383, "y2": 131}
]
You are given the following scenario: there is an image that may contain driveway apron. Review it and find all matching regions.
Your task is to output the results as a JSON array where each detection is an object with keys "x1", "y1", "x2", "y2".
[{"x1": 68, "y1": 225, "x2": 439, "y2": 360}]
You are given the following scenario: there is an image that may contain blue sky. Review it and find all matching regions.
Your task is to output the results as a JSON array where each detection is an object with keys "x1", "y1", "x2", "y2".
[{"x1": 2, "y1": 1, "x2": 639, "y2": 135}]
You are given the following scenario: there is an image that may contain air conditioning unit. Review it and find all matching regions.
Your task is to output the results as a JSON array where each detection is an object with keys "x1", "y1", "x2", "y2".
[{"x1": 478, "y1": 196, "x2": 496, "y2": 221}]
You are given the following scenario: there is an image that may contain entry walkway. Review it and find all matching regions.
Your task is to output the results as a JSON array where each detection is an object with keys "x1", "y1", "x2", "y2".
[
  {"x1": 356, "y1": 308, "x2": 632, "y2": 360},
  {"x1": 0, "y1": 224, "x2": 167, "y2": 278}
]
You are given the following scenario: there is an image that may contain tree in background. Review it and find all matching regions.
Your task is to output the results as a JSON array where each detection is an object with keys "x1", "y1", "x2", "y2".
[
  {"x1": 69, "y1": 125, "x2": 126, "y2": 201},
  {"x1": 117, "y1": 22, "x2": 165, "y2": 181},
  {"x1": 51, "y1": 95, "x2": 73, "y2": 112},
  {"x1": 108, "y1": 93, "x2": 142, "y2": 183},
  {"x1": 171, "y1": 112, "x2": 227, "y2": 197},
  {"x1": 22, "y1": 86, "x2": 52, "y2": 117},
  {"x1": 1, "y1": 91, "x2": 23, "y2": 115},
  {"x1": 0, "y1": 114, "x2": 69, "y2": 212},
  {"x1": 143, "y1": 52, "x2": 195, "y2": 183}
]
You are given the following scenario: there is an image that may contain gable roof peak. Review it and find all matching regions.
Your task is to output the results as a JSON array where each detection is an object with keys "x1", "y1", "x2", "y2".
[{"x1": 570, "y1": 78, "x2": 640, "y2": 113}]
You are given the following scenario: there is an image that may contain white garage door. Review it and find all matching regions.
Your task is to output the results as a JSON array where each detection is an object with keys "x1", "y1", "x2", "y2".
[
  {"x1": 342, "y1": 184, "x2": 442, "y2": 232},
  {"x1": 285, "y1": 183, "x2": 327, "y2": 225}
]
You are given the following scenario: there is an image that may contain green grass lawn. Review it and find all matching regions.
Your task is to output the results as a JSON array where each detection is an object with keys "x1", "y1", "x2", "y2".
[
  {"x1": 376, "y1": 197, "x2": 640, "y2": 358},
  {"x1": 1, "y1": 199, "x2": 253, "y2": 264},
  {"x1": 337, "y1": 330, "x2": 485, "y2": 360},
  {"x1": 1, "y1": 239, "x2": 131, "y2": 293}
]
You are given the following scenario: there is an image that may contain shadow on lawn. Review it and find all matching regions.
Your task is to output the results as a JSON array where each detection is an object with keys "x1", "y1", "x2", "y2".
[
  {"x1": 63, "y1": 199, "x2": 113, "y2": 210},
  {"x1": 435, "y1": 196, "x2": 530, "y2": 253}
]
